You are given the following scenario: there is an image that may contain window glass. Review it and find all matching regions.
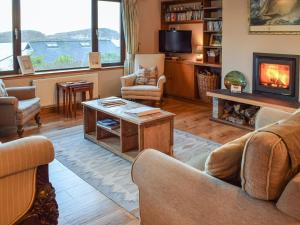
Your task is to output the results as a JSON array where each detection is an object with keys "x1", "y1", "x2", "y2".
[
  {"x1": 98, "y1": 1, "x2": 121, "y2": 64},
  {"x1": 21, "y1": 0, "x2": 92, "y2": 71},
  {"x1": 0, "y1": 0, "x2": 13, "y2": 72}
]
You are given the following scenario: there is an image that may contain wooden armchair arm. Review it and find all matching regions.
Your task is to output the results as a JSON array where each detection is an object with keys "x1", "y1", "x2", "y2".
[
  {"x1": 120, "y1": 74, "x2": 137, "y2": 87},
  {"x1": 6, "y1": 86, "x2": 36, "y2": 100}
]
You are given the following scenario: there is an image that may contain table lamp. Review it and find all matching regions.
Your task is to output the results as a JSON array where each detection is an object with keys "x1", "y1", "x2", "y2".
[{"x1": 195, "y1": 45, "x2": 203, "y2": 61}]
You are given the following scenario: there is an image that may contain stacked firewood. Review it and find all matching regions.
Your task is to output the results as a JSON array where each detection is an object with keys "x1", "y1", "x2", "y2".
[{"x1": 221, "y1": 101, "x2": 260, "y2": 127}]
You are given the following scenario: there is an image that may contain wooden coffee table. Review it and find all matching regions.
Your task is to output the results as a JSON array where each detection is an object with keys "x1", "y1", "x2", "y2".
[{"x1": 82, "y1": 97, "x2": 175, "y2": 162}]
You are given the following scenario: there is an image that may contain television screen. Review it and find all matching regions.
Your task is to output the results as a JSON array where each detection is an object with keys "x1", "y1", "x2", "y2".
[{"x1": 159, "y1": 30, "x2": 192, "y2": 53}]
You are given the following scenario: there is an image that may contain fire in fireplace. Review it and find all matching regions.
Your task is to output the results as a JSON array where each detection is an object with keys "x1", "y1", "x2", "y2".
[
  {"x1": 259, "y1": 63, "x2": 290, "y2": 89},
  {"x1": 253, "y1": 53, "x2": 299, "y2": 102}
]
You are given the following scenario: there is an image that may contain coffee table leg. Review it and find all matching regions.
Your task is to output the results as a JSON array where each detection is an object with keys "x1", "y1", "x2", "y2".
[
  {"x1": 63, "y1": 89, "x2": 66, "y2": 116},
  {"x1": 57, "y1": 86, "x2": 60, "y2": 113},
  {"x1": 73, "y1": 91, "x2": 77, "y2": 118},
  {"x1": 69, "y1": 89, "x2": 72, "y2": 118}
]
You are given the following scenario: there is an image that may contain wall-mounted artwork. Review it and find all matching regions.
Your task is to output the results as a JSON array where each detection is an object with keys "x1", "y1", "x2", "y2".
[{"x1": 249, "y1": 0, "x2": 300, "y2": 34}]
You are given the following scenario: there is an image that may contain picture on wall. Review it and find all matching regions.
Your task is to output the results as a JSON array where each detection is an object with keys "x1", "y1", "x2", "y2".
[{"x1": 249, "y1": 0, "x2": 300, "y2": 34}]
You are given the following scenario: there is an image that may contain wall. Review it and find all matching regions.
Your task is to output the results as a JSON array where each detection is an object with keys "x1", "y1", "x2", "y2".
[
  {"x1": 137, "y1": 0, "x2": 161, "y2": 53},
  {"x1": 223, "y1": 0, "x2": 300, "y2": 93},
  {"x1": 137, "y1": 0, "x2": 203, "y2": 60},
  {"x1": 3, "y1": 68, "x2": 123, "y2": 107}
]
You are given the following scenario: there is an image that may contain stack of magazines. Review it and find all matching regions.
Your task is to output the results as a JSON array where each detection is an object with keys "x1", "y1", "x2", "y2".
[
  {"x1": 97, "y1": 119, "x2": 120, "y2": 130},
  {"x1": 98, "y1": 97, "x2": 126, "y2": 108}
]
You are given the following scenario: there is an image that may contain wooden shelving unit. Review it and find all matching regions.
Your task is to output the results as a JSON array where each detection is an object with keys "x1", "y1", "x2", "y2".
[
  {"x1": 203, "y1": 0, "x2": 222, "y2": 67},
  {"x1": 161, "y1": 0, "x2": 204, "y2": 30}
]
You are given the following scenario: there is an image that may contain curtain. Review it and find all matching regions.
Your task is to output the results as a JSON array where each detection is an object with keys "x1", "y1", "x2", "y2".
[{"x1": 121, "y1": 0, "x2": 139, "y2": 75}]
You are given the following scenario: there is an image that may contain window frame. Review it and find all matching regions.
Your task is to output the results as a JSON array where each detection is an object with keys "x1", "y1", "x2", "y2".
[
  {"x1": 93, "y1": 0, "x2": 125, "y2": 67},
  {"x1": 0, "y1": 0, "x2": 124, "y2": 75}
]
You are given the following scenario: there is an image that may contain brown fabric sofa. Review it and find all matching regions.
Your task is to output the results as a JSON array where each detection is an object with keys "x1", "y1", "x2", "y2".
[
  {"x1": 0, "y1": 136, "x2": 58, "y2": 225},
  {"x1": 132, "y1": 107, "x2": 300, "y2": 225},
  {"x1": 0, "y1": 81, "x2": 41, "y2": 137}
]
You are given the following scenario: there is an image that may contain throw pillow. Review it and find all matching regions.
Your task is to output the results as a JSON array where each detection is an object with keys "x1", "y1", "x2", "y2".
[
  {"x1": 0, "y1": 79, "x2": 8, "y2": 97},
  {"x1": 135, "y1": 65, "x2": 158, "y2": 86},
  {"x1": 205, "y1": 132, "x2": 253, "y2": 183}
]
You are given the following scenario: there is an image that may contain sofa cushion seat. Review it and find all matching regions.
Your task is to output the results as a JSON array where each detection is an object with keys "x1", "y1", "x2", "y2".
[
  {"x1": 17, "y1": 98, "x2": 40, "y2": 123},
  {"x1": 121, "y1": 85, "x2": 161, "y2": 97}
]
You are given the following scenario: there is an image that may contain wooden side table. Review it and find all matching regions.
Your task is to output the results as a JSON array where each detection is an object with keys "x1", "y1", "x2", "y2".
[
  {"x1": 56, "y1": 81, "x2": 94, "y2": 118},
  {"x1": 69, "y1": 82, "x2": 94, "y2": 118}
]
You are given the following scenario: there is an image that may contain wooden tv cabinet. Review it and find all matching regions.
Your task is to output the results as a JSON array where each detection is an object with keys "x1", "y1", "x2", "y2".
[{"x1": 82, "y1": 98, "x2": 175, "y2": 162}]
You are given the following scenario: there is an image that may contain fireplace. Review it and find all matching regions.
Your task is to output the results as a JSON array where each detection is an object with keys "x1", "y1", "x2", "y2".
[{"x1": 253, "y1": 53, "x2": 299, "y2": 102}]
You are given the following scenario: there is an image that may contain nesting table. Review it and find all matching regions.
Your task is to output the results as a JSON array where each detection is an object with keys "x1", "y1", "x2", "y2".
[{"x1": 57, "y1": 80, "x2": 94, "y2": 118}]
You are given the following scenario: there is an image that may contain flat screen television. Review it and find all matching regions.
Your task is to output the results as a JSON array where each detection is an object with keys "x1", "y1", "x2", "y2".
[{"x1": 159, "y1": 30, "x2": 192, "y2": 53}]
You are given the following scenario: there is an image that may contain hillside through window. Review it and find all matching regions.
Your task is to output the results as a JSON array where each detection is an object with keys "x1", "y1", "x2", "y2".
[
  {"x1": 0, "y1": 0, "x2": 123, "y2": 74},
  {"x1": 21, "y1": 0, "x2": 92, "y2": 71},
  {"x1": 98, "y1": 0, "x2": 121, "y2": 65}
]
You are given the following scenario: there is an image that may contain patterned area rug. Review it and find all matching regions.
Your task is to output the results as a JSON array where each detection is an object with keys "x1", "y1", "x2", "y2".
[{"x1": 45, "y1": 126, "x2": 220, "y2": 217}]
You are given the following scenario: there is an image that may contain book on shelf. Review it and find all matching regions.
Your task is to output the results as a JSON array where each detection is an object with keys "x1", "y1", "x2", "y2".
[
  {"x1": 125, "y1": 107, "x2": 161, "y2": 117},
  {"x1": 97, "y1": 119, "x2": 120, "y2": 130}
]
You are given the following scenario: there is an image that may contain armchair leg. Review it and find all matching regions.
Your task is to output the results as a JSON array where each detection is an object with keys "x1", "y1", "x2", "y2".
[
  {"x1": 35, "y1": 113, "x2": 42, "y2": 127},
  {"x1": 17, "y1": 126, "x2": 24, "y2": 137}
]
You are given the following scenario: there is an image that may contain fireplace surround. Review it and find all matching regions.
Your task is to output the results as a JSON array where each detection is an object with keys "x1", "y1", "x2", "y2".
[{"x1": 253, "y1": 53, "x2": 299, "y2": 102}]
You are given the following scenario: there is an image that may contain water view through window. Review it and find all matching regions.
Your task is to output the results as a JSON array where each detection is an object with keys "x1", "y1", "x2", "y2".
[
  {"x1": 0, "y1": 0, "x2": 13, "y2": 72},
  {"x1": 0, "y1": 0, "x2": 122, "y2": 72}
]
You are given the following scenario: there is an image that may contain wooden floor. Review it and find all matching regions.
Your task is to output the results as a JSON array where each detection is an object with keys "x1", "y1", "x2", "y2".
[{"x1": 0, "y1": 98, "x2": 248, "y2": 225}]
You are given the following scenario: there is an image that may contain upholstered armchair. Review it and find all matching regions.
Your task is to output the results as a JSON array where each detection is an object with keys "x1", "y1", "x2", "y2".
[
  {"x1": 0, "y1": 136, "x2": 58, "y2": 225},
  {"x1": 0, "y1": 80, "x2": 41, "y2": 137},
  {"x1": 121, "y1": 54, "x2": 166, "y2": 102},
  {"x1": 132, "y1": 107, "x2": 300, "y2": 225}
]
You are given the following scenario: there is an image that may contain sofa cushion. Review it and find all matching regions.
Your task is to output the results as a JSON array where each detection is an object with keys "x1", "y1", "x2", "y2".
[
  {"x1": 17, "y1": 98, "x2": 40, "y2": 122},
  {"x1": 121, "y1": 85, "x2": 161, "y2": 97},
  {"x1": 276, "y1": 173, "x2": 300, "y2": 221},
  {"x1": 241, "y1": 132, "x2": 292, "y2": 200},
  {"x1": 205, "y1": 132, "x2": 253, "y2": 182},
  {"x1": 135, "y1": 66, "x2": 158, "y2": 86},
  {"x1": 0, "y1": 79, "x2": 8, "y2": 97}
]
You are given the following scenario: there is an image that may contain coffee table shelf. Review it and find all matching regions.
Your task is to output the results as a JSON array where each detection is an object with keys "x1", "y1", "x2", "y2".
[{"x1": 82, "y1": 98, "x2": 175, "y2": 162}]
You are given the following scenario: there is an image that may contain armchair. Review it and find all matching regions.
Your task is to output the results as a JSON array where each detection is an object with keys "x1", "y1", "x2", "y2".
[
  {"x1": 0, "y1": 136, "x2": 58, "y2": 225},
  {"x1": 121, "y1": 54, "x2": 166, "y2": 102},
  {"x1": 0, "y1": 80, "x2": 41, "y2": 137}
]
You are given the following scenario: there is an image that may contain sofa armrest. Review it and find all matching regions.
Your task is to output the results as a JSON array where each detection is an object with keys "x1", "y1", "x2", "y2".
[
  {"x1": 0, "y1": 96, "x2": 18, "y2": 106},
  {"x1": 6, "y1": 86, "x2": 36, "y2": 100},
  {"x1": 0, "y1": 136, "x2": 55, "y2": 179},
  {"x1": 157, "y1": 75, "x2": 166, "y2": 90},
  {"x1": 120, "y1": 74, "x2": 137, "y2": 87},
  {"x1": 255, "y1": 107, "x2": 292, "y2": 130},
  {"x1": 132, "y1": 150, "x2": 298, "y2": 225}
]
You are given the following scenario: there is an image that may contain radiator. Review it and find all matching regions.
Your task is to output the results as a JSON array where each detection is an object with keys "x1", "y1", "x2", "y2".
[{"x1": 32, "y1": 73, "x2": 99, "y2": 107}]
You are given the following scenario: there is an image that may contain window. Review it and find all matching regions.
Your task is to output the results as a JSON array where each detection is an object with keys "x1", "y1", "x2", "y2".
[
  {"x1": 0, "y1": 0, "x2": 124, "y2": 75},
  {"x1": 21, "y1": 0, "x2": 92, "y2": 71},
  {"x1": 97, "y1": 0, "x2": 122, "y2": 65},
  {"x1": 0, "y1": 0, "x2": 13, "y2": 72}
]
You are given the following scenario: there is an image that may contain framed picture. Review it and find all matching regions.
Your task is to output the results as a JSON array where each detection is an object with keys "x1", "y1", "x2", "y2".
[
  {"x1": 17, "y1": 56, "x2": 35, "y2": 75},
  {"x1": 210, "y1": 34, "x2": 222, "y2": 47},
  {"x1": 249, "y1": 0, "x2": 300, "y2": 34},
  {"x1": 89, "y1": 52, "x2": 101, "y2": 69}
]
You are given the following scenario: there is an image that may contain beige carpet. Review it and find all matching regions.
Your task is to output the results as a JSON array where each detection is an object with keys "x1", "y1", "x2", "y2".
[{"x1": 45, "y1": 125, "x2": 220, "y2": 217}]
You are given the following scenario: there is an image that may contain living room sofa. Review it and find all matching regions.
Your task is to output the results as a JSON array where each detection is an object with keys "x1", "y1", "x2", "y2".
[
  {"x1": 132, "y1": 107, "x2": 300, "y2": 225},
  {"x1": 0, "y1": 136, "x2": 58, "y2": 225}
]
